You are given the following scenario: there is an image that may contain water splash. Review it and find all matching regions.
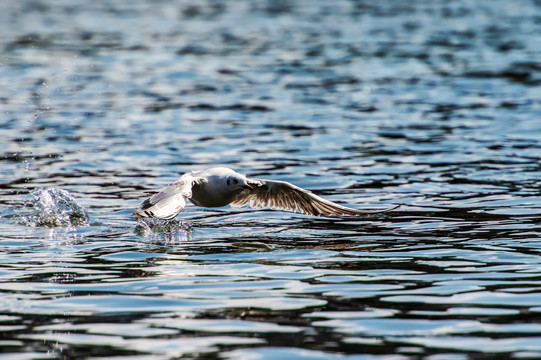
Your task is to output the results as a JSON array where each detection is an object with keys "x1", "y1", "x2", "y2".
[
  {"x1": 21, "y1": 188, "x2": 90, "y2": 227},
  {"x1": 135, "y1": 218, "x2": 193, "y2": 242}
]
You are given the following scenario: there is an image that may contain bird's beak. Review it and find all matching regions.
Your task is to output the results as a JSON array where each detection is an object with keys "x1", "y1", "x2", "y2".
[{"x1": 244, "y1": 184, "x2": 253, "y2": 190}]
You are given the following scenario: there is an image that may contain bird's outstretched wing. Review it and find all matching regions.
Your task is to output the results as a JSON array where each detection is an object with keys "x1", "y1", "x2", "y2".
[
  {"x1": 230, "y1": 178, "x2": 399, "y2": 217},
  {"x1": 132, "y1": 175, "x2": 199, "y2": 220}
]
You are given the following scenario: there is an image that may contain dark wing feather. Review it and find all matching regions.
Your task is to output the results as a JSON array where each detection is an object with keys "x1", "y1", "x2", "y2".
[{"x1": 230, "y1": 178, "x2": 399, "y2": 217}]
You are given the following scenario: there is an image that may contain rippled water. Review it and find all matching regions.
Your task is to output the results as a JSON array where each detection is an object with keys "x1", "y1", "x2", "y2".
[{"x1": 2, "y1": 0, "x2": 541, "y2": 359}]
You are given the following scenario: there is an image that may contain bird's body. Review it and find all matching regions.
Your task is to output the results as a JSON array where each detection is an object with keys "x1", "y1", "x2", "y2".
[
  {"x1": 187, "y1": 168, "x2": 244, "y2": 207},
  {"x1": 132, "y1": 167, "x2": 398, "y2": 220}
]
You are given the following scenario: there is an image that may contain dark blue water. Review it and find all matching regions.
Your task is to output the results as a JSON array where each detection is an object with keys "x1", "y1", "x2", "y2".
[{"x1": 2, "y1": 1, "x2": 541, "y2": 359}]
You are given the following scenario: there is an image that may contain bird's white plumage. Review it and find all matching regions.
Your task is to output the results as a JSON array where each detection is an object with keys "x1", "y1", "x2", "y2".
[{"x1": 132, "y1": 167, "x2": 398, "y2": 219}]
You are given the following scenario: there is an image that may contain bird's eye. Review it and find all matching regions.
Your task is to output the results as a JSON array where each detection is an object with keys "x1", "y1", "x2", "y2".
[
  {"x1": 233, "y1": 179, "x2": 238, "y2": 184},
  {"x1": 226, "y1": 179, "x2": 230, "y2": 185}
]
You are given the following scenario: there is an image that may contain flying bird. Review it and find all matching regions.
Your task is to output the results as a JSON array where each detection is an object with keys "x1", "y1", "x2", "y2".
[{"x1": 132, "y1": 167, "x2": 398, "y2": 220}]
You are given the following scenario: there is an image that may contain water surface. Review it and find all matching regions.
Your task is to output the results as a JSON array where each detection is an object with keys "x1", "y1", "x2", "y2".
[{"x1": 2, "y1": 1, "x2": 541, "y2": 359}]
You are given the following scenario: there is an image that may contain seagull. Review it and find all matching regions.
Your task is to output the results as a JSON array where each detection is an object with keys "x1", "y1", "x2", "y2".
[{"x1": 132, "y1": 167, "x2": 399, "y2": 220}]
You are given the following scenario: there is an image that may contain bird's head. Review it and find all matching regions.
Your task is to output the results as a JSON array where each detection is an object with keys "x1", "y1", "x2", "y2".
[{"x1": 225, "y1": 174, "x2": 252, "y2": 194}]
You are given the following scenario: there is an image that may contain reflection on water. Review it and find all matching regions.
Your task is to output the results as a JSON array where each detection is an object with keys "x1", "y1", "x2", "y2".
[{"x1": 2, "y1": 0, "x2": 541, "y2": 358}]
